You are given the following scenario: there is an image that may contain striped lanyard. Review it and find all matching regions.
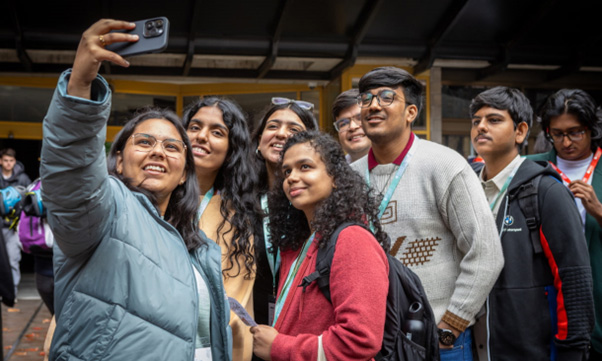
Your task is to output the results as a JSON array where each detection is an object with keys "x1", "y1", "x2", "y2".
[
  {"x1": 261, "y1": 194, "x2": 281, "y2": 294},
  {"x1": 549, "y1": 147, "x2": 601, "y2": 185},
  {"x1": 365, "y1": 137, "x2": 418, "y2": 219},
  {"x1": 272, "y1": 232, "x2": 315, "y2": 326},
  {"x1": 196, "y1": 187, "x2": 214, "y2": 223},
  {"x1": 489, "y1": 163, "x2": 520, "y2": 211}
]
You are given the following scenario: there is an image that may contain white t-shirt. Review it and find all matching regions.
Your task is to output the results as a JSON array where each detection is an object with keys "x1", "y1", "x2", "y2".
[{"x1": 557, "y1": 153, "x2": 594, "y2": 226}]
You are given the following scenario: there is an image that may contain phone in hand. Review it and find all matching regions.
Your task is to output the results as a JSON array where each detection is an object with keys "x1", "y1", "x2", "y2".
[{"x1": 105, "y1": 17, "x2": 169, "y2": 57}]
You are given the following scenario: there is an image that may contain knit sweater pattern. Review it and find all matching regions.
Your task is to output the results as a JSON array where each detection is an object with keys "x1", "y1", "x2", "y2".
[{"x1": 352, "y1": 137, "x2": 504, "y2": 330}]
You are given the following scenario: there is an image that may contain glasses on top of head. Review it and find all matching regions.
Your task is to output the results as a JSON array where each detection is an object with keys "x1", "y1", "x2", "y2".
[
  {"x1": 333, "y1": 114, "x2": 362, "y2": 132},
  {"x1": 271, "y1": 97, "x2": 314, "y2": 111},
  {"x1": 357, "y1": 89, "x2": 401, "y2": 108},
  {"x1": 130, "y1": 133, "x2": 187, "y2": 158},
  {"x1": 547, "y1": 129, "x2": 587, "y2": 143}
]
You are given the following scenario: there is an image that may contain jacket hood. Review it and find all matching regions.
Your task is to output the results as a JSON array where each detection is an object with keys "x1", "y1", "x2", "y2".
[{"x1": 507, "y1": 158, "x2": 560, "y2": 194}]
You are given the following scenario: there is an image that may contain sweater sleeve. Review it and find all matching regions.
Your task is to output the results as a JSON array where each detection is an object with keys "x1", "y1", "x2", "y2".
[
  {"x1": 539, "y1": 179, "x2": 594, "y2": 360},
  {"x1": 40, "y1": 69, "x2": 114, "y2": 259},
  {"x1": 271, "y1": 226, "x2": 389, "y2": 361},
  {"x1": 440, "y1": 165, "x2": 505, "y2": 330}
]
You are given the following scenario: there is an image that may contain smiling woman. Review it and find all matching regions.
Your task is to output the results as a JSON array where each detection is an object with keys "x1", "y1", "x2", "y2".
[
  {"x1": 183, "y1": 96, "x2": 258, "y2": 361},
  {"x1": 40, "y1": 19, "x2": 231, "y2": 361}
]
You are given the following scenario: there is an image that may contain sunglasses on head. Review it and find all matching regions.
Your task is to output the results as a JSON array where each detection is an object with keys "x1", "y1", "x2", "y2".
[{"x1": 271, "y1": 97, "x2": 314, "y2": 111}]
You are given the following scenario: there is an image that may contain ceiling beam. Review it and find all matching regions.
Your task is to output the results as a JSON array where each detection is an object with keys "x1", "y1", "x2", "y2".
[
  {"x1": 329, "y1": 0, "x2": 385, "y2": 80},
  {"x1": 257, "y1": 0, "x2": 295, "y2": 79},
  {"x1": 413, "y1": 0, "x2": 469, "y2": 75},
  {"x1": 7, "y1": 1, "x2": 32, "y2": 72},
  {"x1": 477, "y1": 0, "x2": 558, "y2": 80},
  {"x1": 182, "y1": 0, "x2": 205, "y2": 76}
]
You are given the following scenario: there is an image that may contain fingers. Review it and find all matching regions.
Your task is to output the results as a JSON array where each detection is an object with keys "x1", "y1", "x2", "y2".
[{"x1": 81, "y1": 19, "x2": 138, "y2": 68}]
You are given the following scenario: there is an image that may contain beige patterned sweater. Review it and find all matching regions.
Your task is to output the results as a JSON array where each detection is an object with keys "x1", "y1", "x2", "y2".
[{"x1": 352, "y1": 137, "x2": 503, "y2": 331}]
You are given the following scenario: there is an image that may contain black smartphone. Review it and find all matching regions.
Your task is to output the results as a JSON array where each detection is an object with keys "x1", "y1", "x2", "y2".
[{"x1": 105, "y1": 17, "x2": 169, "y2": 57}]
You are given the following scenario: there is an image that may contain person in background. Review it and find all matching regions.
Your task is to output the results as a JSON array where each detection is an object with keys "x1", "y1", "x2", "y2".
[
  {"x1": 250, "y1": 98, "x2": 318, "y2": 360},
  {"x1": 332, "y1": 89, "x2": 371, "y2": 163},
  {"x1": 350, "y1": 66, "x2": 503, "y2": 361},
  {"x1": 0, "y1": 147, "x2": 31, "y2": 298},
  {"x1": 41, "y1": 19, "x2": 231, "y2": 360},
  {"x1": 183, "y1": 96, "x2": 258, "y2": 361},
  {"x1": 528, "y1": 88, "x2": 602, "y2": 360},
  {"x1": 470, "y1": 86, "x2": 594, "y2": 360},
  {"x1": 251, "y1": 130, "x2": 388, "y2": 361}
]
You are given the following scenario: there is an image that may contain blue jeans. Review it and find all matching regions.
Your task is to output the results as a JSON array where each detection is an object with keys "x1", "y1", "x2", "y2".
[{"x1": 440, "y1": 328, "x2": 473, "y2": 361}]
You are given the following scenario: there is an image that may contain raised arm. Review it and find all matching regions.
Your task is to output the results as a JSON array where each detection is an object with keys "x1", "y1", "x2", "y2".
[{"x1": 40, "y1": 19, "x2": 138, "y2": 258}]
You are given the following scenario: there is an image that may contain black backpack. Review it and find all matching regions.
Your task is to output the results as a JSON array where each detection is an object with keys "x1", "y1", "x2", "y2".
[{"x1": 300, "y1": 222, "x2": 440, "y2": 361}]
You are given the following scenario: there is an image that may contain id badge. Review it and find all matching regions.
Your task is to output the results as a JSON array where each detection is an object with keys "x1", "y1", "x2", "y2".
[
  {"x1": 195, "y1": 347, "x2": 212, "y2": 361},
  {"x1": 268, "y1": 294, "x2": 276, "y2": 326}
]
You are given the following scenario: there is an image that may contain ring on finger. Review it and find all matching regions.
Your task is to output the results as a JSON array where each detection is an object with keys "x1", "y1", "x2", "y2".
[{"x1": 98, "y1": 35, "x2": 106, "y2": 47}]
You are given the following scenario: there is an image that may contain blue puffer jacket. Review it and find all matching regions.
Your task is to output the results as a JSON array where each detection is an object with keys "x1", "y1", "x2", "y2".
[{"x1": 41, "y1": 70, "x2": 232, "y2": 361}]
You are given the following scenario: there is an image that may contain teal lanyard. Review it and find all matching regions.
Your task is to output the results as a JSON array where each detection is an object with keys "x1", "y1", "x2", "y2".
[
  {"x1": 272, "y1": 232, "x2": 315, "y2": 326},
  {"x1": 366, "y1": 137, "x2": 418, "y2": 219},
  {"x1": 489, "y1": 163, "x2": 520, "y2": 211},
  {"x1": 196, "y1": 187, "x2": 214, "y2": 223},
  {"x1": 261, "y1": 194, "x2": 281, "y2": 294}
]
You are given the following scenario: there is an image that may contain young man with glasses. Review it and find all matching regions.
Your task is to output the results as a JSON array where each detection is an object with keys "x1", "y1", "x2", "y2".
[
  {"x1": 470, "y1": 86, "x2": 593, "y2": 360},
  {"x1": 332, "y1": 89, "x2": 371, "y2": 163},
  {"x1": 351, "y1": 66, "x2": 503, "y2": 360},
  {"x1": 528, "y1": 88, "x2": 602, "y2": 359}
]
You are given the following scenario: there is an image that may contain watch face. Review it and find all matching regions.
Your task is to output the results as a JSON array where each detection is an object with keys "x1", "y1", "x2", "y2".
[{"x1": 438, "y1": 329, "x2": 456, "y2": 346}]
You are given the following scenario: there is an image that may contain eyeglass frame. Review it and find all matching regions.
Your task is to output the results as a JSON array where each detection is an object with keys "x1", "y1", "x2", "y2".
[
  {"x1": 357, "y1": 89, "x2": 408, "y2": 108},
  {"x1": 129, "y1": 133, "x2": 187, "y2": 158},
  {"x1": 271, "y1": 97, "x2": 315, "y2": 111},
  {"x1": 333, "y1": 114, "x2": 362, "y2": 132},
  {"x1": 546, "y1": 128, "x2": 588, "y2": 143}
]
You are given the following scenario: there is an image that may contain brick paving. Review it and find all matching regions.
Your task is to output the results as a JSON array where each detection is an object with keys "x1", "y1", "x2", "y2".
[{"x1": 2, "y1": 300, "x2": 52, "y2": 361}]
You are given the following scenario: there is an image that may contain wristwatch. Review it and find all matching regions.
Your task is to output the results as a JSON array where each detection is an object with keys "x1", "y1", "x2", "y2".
[{"x1": 438, "y1": 328, "x2": 457, "y2": 346}]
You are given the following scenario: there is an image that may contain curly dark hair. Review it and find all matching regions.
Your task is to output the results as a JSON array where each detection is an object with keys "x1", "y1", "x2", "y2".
[
  {"x1": 183, "y1": 96, "x2": 259, "y2": 278},
  {"x1": 267, "y1": 130, "x2": 389, "y2": 251},
  {"x1": 107, "y1": 107, "x2": 204, "y2": 251}
]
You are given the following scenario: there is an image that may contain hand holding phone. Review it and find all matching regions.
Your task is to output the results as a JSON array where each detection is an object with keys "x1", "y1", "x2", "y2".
[{"x1": 105, "y1": 17, "x2": 169, "y2": 57}]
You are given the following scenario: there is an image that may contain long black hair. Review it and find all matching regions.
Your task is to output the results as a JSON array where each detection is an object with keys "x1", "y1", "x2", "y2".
[
  {"x1": 268, "y1": 130, "x2": 389, "y2": 251},
  {"x1": 251, "y1": 102, "x2": 318, "y2": 193},
  {"x1": 107, "y1": 107, "x2": 204, "y2": 250},
  {"x1": 183, "y1": 97, "x2": 258, "y2": 278}
]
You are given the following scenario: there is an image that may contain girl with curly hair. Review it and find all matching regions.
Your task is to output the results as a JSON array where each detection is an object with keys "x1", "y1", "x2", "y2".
[
  {"x1": 183, "y1": 96, "x2": 259, "y2": 361},
  {"x1": 251, "y1": 130, "x2": 390, "y2": 361},
  {"x1": 250, "y1": 99, "x2": 318, "y2": 337}
]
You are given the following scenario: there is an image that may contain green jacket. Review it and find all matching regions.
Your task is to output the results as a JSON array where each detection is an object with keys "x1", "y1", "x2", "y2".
[
  {"x1": 41, "y1": 70, "x2": 232, "y2": 361},
  {"x1": 528, "y1": 150, "x2": 602, "y2": 353}
]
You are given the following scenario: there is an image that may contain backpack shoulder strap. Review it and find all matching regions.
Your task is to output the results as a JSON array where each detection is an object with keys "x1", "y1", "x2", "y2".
[
  {"x1": 300, "y1": 222, "x2": 362, "y2": 303},
  {"x1": 515, "y1": 174, "x2": 543, "y2": 254}
]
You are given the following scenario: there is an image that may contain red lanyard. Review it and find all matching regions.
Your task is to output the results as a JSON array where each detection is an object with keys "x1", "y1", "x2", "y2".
[{"x1": 549, "y1": 147, "x2": 602, "y2": 184}]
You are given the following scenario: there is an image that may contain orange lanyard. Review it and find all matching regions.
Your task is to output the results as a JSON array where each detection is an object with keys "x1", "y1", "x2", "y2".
[{"x1": 549, "y1": 147, "x2": 602, "y2": 184}]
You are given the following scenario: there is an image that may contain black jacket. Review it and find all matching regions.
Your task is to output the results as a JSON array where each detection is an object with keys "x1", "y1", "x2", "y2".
[{"x1": 486, "y1": 159, "x2": 594, "y2": 361}]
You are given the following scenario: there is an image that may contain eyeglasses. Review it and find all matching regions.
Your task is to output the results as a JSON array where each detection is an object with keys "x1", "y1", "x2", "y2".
[
  {"x1": 547, "y1": 129, "x2": 587, "y2": 143},
  {"x1": 334, "y1": 114, "x2": 362, "y2": 132},
  {"x1": 357, "y1": 89, "x2": 401, "y2": 108},
  {"x1": 130, "y1": 133, "x2": 187, "y2": 158},
  {"x1": 271, "y1": 97, "x2": 314, "y2": 111}
]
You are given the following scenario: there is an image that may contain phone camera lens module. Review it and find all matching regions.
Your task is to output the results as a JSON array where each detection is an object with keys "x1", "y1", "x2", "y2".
[
  {"x1": 156, "y1": 20, "x2": 163, "y2": 28},
  {"x1": 146, "y1": 22, "x2": 154, "y2": 30}
]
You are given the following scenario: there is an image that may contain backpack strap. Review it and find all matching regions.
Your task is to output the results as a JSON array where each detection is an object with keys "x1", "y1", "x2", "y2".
[
  {"x1": 300, "y1": 222, "x2": 361, "y2": 303},
  {"x1": 515, "y1": 174, "x2": 543, "y2": 254}
]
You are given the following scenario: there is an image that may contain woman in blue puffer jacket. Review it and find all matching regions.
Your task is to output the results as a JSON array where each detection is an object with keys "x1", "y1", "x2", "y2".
[{"x1": 40, "y1": 19, "x2": 231, "y2": 361}]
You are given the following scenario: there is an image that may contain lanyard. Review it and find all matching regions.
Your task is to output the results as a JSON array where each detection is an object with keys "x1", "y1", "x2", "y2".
[
  {"x1": 272, "y1": 232, "x2": 315, "y2": 326},
  {"x1": 549, "y1": 147, "x2": 601, "y2": 185},
  {"x1": 196, "y1": 187, "x2": 214, "y2": 223},
  {"x1": 261, "y1": 194, "x2": 281, "y2": 293},
  {"x1": 366, "y1": 137, "x2": 418, "y2": 218},
  {"x1": 489, "y1": 163, "x2": 520, "y2": 211}
]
